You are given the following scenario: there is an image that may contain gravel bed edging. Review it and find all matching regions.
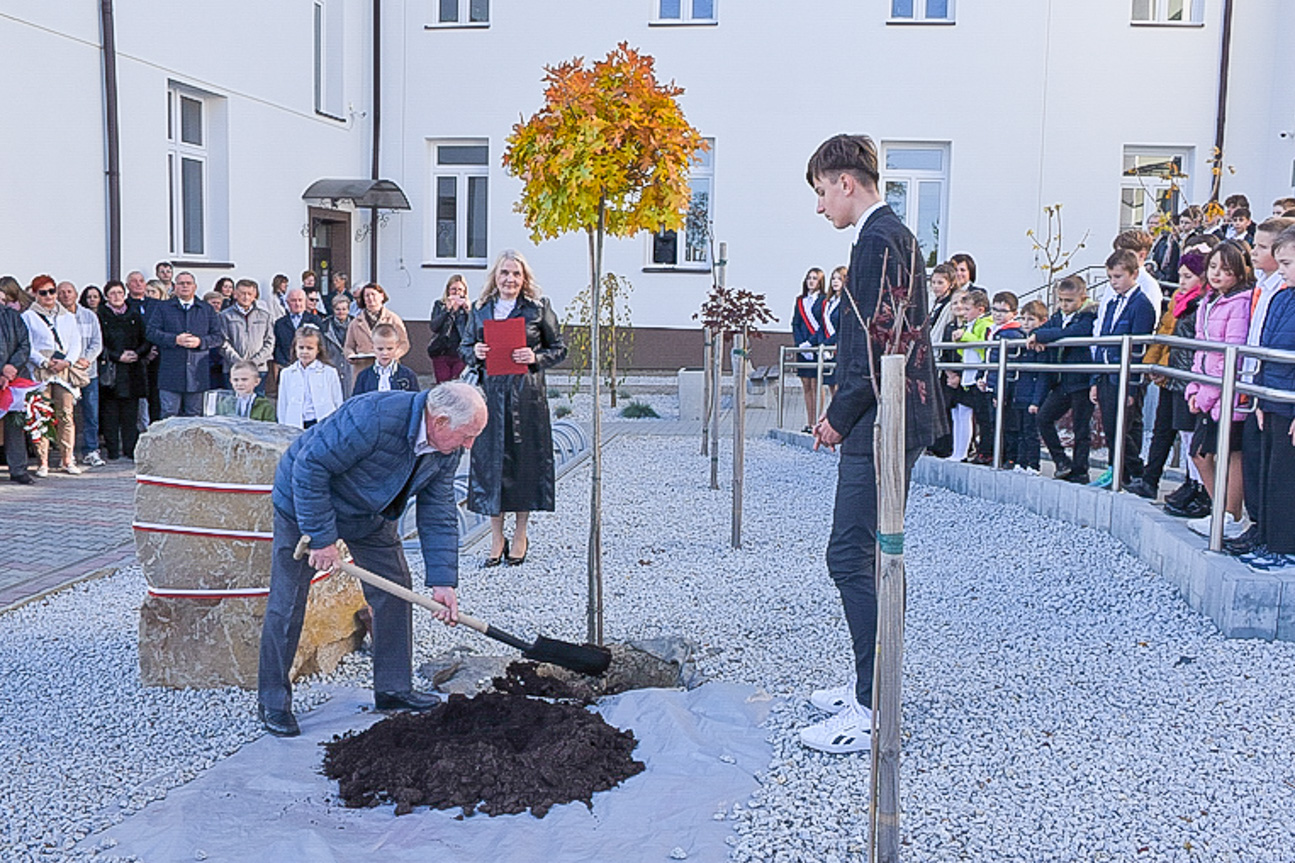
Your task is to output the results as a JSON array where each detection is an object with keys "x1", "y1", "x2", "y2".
[{"x1": 912, "y1": 456, "x2": 1295, "y2": 642}]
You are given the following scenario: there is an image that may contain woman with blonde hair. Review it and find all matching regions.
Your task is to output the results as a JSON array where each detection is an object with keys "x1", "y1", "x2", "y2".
[
  {"x1": 426, "y1": 274, "x2": 471, "y2": 382},
  {"x1": 460, "y1": 250, "x2": 567, "y2": 566}
]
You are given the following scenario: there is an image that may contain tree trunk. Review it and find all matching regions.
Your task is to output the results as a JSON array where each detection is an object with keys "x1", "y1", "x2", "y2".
[
  {"x1": 869, "y1": 353, "x2": 907, "y2": 863},
  {"x1": 585, "y1": 200, "x2": 606, "y2": 646}
]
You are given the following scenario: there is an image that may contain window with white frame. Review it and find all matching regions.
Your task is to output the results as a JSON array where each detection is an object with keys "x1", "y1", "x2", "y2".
[
  {"x1": 1131, "y1": 0, "x2": 1203, "y2": 25},
  {"x1": 880, "y1": 143, "x2": 949, "y2": 268},
  {"x1": 653, "y1": 0, "x2": 716, "y2": 24},
  {"x1": 1120, "y1": 147, "x2": 1191, "y2": 230},
  {"x1": 889, "y1": 0, "x2": 954, "y2": 22},
  {"x1": 429, "y1": 141, "x2": 489, "y2": 264},
  {"x1": 434, "y1": 0, "x2": 489, "y2": 25},
  {"x1": 650, "y1": 142, "x2": 713, "y2": 269},
  {"x1": 313, "y1": 0, "x2": 344, "y2": 118},
  {"x1": 168, "y1": 87, "x2": 206, "y2": 257}
]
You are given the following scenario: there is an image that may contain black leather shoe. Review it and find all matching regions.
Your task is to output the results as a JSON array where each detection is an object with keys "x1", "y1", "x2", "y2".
[
  {"x1": 374, "y1": 690, "x2": 439, "y2": 711},
  {"x1": 9, "y1": 474, "x2": 34, "y2": 485},
  {"x1": 258, "y1": 703, "x2": 300, "y2": 737},
  {"x1": 484, "y1": 539, "x2": 508, "y2": 568},
  {"x1": 506, "y1": 537, "x2": 528, "y2": 566},
  {"x1": 1164, "y1": 479, "x2": 1198, "y2": 508}
]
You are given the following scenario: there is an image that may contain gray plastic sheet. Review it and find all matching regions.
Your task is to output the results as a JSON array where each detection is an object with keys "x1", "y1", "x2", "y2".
[{"x1": 84, "y1": 683, "x2": 774, "y2": 862}]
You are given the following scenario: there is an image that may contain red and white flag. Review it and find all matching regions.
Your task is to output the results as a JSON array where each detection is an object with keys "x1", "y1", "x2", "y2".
[{"x1": 0, "y1": 377, "x2": 45, "y2": 416}]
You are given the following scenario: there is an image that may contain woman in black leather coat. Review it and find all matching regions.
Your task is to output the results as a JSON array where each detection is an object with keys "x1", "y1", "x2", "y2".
[{"x1": 460, "y1": 250, "x2": 567, "y2": 566}]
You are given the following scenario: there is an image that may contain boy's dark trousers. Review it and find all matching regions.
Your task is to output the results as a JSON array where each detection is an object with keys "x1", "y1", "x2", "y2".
[
  {"x1": 1038, "y1": 387, "x2": 1093, "y2": 473},
  {"x1": 1015, "y1": 406, "x2": 1040, "y2": 469},
  {"x1": 968, "y1": 386, "x2": 995, "y2": 457},
  {"x1": 1257, "y1": 414, "x2": 1295, "y2": 554},
  {"x1": 1096, "y1": 378, "x2": 1145, "y2": 481}
]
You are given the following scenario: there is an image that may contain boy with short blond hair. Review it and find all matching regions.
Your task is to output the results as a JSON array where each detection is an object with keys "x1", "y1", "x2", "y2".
[{"x1": 353, "y1": 323, "x2": 419, "y2": 395}]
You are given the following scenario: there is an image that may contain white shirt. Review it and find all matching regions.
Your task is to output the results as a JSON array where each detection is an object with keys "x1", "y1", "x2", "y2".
[
  {"x1": 376, "y1": 362, "x2": 395, "y2": 392},
  {"x1": 493, "y1": 298, "x2": 517, "y2": 320},
  {"x1": 235, "y1": 393, "x2": 255, "y2": 418},
  {"x1": 852, "y1": 200, "x2": 888, "y2": 243},
  {"x1": 414, "y1": 409, "x2": 437, "y2": 456},
  {"x1": 1242, "y1": 270, "x2": 1286, "y2": 381},
  {"x1": 1135, "y1": 268, "x2": 1164, "y2": 314}
]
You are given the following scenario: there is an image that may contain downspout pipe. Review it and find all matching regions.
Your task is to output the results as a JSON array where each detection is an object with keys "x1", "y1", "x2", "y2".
[
  {"x1": 100, "y1": 0, "x2": 121, "y2": 280},
  {"x1": 369, "y1": 0, "x2": 381, "y2": 285},
  {"x1": 1209, "y1": 0, "x2": 1234, "y2": 203}
]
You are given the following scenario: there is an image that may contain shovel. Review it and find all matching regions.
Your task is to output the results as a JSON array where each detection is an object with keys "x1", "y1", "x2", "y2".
[{"x1": 294, "y1": 535, "x2": 611, "y2": 676}]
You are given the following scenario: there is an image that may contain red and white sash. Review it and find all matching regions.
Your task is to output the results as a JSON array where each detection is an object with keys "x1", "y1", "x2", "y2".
[
  {"x1": 797, "y1": 296, "x2": 821, "y2": 334},
  {"x1": 822, "y1": 296, "x2": 840, "y2": 340}
]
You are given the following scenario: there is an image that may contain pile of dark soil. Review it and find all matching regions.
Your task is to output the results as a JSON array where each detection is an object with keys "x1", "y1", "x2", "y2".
[{"x1": 322, "y1": 692, "x2": 645, "y2": 817}]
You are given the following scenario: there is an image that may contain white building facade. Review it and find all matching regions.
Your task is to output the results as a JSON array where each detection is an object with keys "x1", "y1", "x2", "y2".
[{"x1": 2, "y1": 0, "x2": 1293, "y2": 348}]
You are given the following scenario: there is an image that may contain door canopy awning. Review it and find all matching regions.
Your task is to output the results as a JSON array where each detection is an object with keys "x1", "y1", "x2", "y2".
[{"x1": 302, "y1": 179, "x2": 411, "y2": 210}]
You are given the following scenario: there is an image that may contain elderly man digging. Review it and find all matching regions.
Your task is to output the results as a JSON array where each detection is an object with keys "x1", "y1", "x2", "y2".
[{"x1": 257, "y1": 381, "x2": 488, "y2": 737}]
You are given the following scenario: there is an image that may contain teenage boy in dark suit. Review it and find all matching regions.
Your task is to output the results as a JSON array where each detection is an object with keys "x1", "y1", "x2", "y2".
[{"x1": 800, "y1": 134, "x2": 946, "y2": 754}]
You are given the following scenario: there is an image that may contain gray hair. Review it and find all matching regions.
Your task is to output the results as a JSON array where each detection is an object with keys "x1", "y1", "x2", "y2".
[
  {"x1": 425, "y1": 381, "x2": 485, "y2": 428},
  {"x1": 285, "y1": 287, "x2": 306, "y2": 300}
]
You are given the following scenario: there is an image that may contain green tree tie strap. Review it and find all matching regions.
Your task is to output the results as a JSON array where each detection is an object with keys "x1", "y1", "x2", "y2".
[{"x1": 878, "y1": 532, "x2": 904, "y2": 555}]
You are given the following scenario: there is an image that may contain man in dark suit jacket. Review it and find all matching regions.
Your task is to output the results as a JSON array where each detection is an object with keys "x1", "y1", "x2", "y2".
[
  {"x1": 145, "y1": 271, "x2": 224, "y2": 418},
  {"x1": 799, "y1": 134, "x2": 946, "y2": 755},
  {"x1": 273, "y1": 288, "x2": 323, "y2": 367},
  {"x1": 1090, "y1": 249, "x2": 1158, "y2": 486}
]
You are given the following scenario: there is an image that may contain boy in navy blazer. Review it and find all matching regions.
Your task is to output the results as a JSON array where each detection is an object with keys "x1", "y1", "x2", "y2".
[
  {"x1": 1090, "y1": 249, "x2": 1158, "y2": 486},
  {"x1": 353, "y1": 323, "x2": 420, "y2": 395}
]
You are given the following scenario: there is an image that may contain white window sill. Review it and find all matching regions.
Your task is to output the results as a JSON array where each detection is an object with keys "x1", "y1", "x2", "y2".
[
  {"x1": 886, "y1": 18, "x2": 955, "y2": 25},
  {"x1": 642, "y1": 265, "x2": 710, "y2": 273},
  {"x1": 1130, "y1": 20, "x2": 1204, "y2": 27},
  {"x1": 422, "y1": 261, "x2": 488, "y2": 269},
  {"x1": 424, "y1": 22, "x2": 490, "y2": 30},
  {"x1": 648, "y1": 19, "x2": 718, "y2": 27}
]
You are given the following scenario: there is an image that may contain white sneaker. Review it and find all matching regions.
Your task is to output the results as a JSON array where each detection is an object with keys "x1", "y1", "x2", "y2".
[
  {"x1": 62, "y1": 462, "x2": 83, "y2": 475},
  {"x1": 809, "y1": 678, "x2": 856, "y2": 714},
  {"x1": 1187, "y1": 512, "x2": 1246, "y2": 539},
  {"x1": 799, "y1": 699, "x2": 873, "y2": 754},
  {"x1": 83, "y1": 451, "x2": 106, "y2": 467},
  {"x1": 35, "y1": 465, "x2": 48, "y2": 478}
]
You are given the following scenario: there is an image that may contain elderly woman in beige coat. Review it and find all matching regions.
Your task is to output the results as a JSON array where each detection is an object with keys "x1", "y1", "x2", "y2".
[{"x1": 343, "y1": 282, "x2": 410, "y2": 381}]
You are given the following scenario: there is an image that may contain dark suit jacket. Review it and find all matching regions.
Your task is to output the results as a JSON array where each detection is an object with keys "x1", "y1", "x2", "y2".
[
  {"x1": 273, "y1": 312, "x2": 322, "y2": 366},
  {"x1": 1091, "y1": 288, "x2": 1157, "y2": 386},
  {"x1": 145, "y1": 298, "x2": 224, "y2": 393},
  {"x1": 353, "y1": 362, "x2": 420, "y2": 395},
  {"x1": 825, "y1": 204, "x2": 947, "y2": 455}
]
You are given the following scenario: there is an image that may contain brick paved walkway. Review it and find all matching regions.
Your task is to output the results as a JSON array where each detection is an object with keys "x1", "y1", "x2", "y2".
[{"x1": 0, "y1": 458, "x2": 137, "y2": 610}]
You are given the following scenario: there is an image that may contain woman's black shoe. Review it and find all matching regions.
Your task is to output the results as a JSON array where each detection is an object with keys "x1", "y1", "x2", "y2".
[
  {"x1": 506, "y1": 538, "x2": 528, "y2": 566},
  {"x1": 484, "y1": 539, "x2": 508, "y2": 568}
]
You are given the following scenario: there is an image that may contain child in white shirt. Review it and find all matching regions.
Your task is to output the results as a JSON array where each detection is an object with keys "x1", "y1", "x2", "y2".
[{"x1": 276, "y1": 324, "x2": 342, "y2": 429}]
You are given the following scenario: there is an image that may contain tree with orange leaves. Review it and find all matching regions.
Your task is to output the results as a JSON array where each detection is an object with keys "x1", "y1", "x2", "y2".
[{"x1": 504, "y1": 42, "x2": 705, "y2": 644}]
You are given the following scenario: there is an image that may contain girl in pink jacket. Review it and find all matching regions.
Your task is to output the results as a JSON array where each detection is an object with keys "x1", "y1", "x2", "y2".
[{"x1": 1184, "y1": 241, "x2": 1254, "y2": 532}]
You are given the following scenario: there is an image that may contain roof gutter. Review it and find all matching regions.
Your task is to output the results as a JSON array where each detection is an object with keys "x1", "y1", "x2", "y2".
[
  {"x1": 369, "y1": 0, "x2": 381, "y2": 285},
  {"x1": 100, "y1": 0, "x2": 121, "y2": 279},
  {"x1": 1209, "y1": 0, "x2": 1234, "y2": 202}
]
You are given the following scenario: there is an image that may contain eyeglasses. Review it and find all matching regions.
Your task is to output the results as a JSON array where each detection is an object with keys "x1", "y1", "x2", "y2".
[{"x1": 36, "y1": 289, "x2": 56, "y2": 296}]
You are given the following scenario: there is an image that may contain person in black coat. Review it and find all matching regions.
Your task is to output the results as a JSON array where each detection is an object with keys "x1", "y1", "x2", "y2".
[
  {"x1": 427, "y1": 275, "x2": 471, "y2": 383},
  {"x1": 1, "y1": 302, "x2": 33, "y2": 482},
  {"x1": 145, "y1": 271, "x2": 223, "y2": 418},
  {"x1": 1027, "y1": 274, "x2": 1099, "y2": 483},
  {"x1": 96, "y1": 281, "x2": 150, "y2": 460},
  {"x1": 460, "y1": 250, "x2": 567, "y2": 567},
  {"x1": 800, "y1": 135, "x2": 947, "y2": 755}
]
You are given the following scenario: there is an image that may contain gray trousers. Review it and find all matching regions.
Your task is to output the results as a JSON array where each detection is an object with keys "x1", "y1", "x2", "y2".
[
  {"x1": 826, "y1": 446, "x2": 922, "y2": 708},
  {"x1": 257, "y1": 509, "x2": 414, "y2": 712},
  {"x1": 159, "y1": 389, "x2": 205, "y2": 418}
]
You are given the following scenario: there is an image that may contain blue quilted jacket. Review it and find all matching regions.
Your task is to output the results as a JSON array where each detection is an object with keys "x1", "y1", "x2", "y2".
[{"x1": 272, "y1": 390, "x2": 461, "y2": 586}]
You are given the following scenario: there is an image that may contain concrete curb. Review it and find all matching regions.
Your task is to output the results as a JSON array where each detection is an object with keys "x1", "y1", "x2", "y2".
[{"x1": 910, "y1": 456, "x2": 1294, "y2": 642}]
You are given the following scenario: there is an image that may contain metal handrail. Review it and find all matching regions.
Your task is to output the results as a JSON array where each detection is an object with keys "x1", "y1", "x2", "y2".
[
  {"x1": 934, "y1": 332, "x2": 1295, "y2": 552},
  {"x1": 776, "y1": 344, "x2": 837, "y2": 430}
]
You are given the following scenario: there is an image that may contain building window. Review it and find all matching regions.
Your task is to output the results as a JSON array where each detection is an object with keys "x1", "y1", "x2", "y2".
[
  {"x1": 889, "y1": 0, "x2": 954, "y2": 23},
  {"x1": 1121, "y1": 147, "x2": 1191, "y2": 230},
  {"x1": 429, "y1": 140, "x2": 489, "y2": 264},
  {"x1": 434, "y1": 0, "x2": 489, "y2": 26},
  {"x1": 1131, "y1": 0, "x2": 1204, "y2": 25},
  {"x1": 167, "y1": 83, "x2": 228, "y2": 261},
  {"x1": 314, "y1": 0, "x2": 345, "y2": 118},
  {"x1": 652, "y1": 0, "x2": 717, "y2": 25},
  {"x1": 880, "y1": 143, "x2": 948, "y2": 268},
  {"x1": 650, "y1": 142, "x2": 713, "y2": 269}
]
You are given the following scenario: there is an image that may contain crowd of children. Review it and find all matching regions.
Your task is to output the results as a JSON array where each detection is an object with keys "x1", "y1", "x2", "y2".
[{"x1": 927, "y1": 194, "x2": 1295, "y2": 572}]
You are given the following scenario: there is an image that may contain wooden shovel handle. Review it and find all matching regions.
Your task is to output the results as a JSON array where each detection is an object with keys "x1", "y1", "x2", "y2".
[{"x1": 294, "y1": 534, "x2": 489, "y2": 635}]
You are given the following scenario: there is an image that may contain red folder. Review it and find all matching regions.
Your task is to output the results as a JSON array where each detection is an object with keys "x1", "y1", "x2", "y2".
[{"x1": 483, "y1": 317, "x2": 528, "y2": 376}]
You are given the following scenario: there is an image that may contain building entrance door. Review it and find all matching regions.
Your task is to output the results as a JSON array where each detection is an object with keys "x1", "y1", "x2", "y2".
[{"x1": 308, "y1": 207, "x2": 351, "y2": 295}]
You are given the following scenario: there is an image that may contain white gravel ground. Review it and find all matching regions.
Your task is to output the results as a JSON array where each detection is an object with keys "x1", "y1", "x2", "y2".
[{"x1": 5, "y1": 435, "x2": 1295, "y2": 862}]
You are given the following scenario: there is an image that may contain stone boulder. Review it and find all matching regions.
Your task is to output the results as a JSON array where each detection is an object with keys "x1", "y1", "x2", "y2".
[{"x1": 135, "y1": 417, "x2": 366, "y2": 688}]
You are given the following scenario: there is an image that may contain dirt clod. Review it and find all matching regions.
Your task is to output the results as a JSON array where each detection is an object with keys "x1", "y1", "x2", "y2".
[{"x1": 322, "y1": 692, "x2": 645, "y2": 817}]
